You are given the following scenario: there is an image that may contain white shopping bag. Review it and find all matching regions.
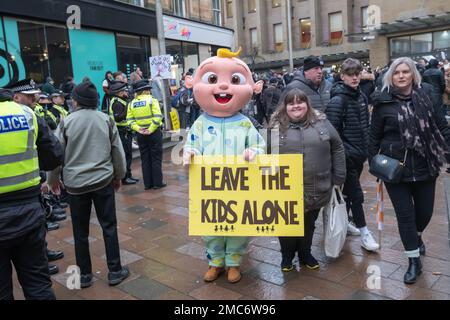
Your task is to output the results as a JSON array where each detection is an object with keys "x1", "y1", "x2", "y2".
[{"x1": 321, "y1": 186, "x2": 348, "y2": 258}]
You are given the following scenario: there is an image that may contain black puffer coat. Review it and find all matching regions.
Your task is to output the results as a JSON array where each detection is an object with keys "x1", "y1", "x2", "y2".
[
  {"x1": 369, "y1": 88, "x2": 450, "y2": 182},
  {"x1": 325, "y1": 82, "x2": 370, "y2": 165}
]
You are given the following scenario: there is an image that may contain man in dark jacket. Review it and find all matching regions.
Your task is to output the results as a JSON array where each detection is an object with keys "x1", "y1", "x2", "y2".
[
  {"x1": 262, "y1": 77, "x2": 282, "y2": 121},
  {"x1": 0, "y1": 80, "x2": 64, "y2": 300},
  {"x1": 109, "y1": 81, "x2": 138, "y2": 185},
  {"x1": 422, "y1": 59, "x2": 446, "y2": 117},
  {"x1": 325, "y1": 58, "x2": 380, "y2": 252},
  {"x1": 283, "y1": 55, "x2": 332, "y2": 111}
]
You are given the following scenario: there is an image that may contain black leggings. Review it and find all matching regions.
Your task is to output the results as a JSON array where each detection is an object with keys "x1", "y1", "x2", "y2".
[
  {"x1": 278, "y1": 209, "x2": 320, "y2": 264},
  {"x1": 384, "y1": 179, "x2": 436, "y2": 252}
]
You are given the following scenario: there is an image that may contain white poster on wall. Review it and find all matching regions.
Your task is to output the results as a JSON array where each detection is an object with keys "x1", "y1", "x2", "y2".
[{"x1": 150, "y1": 55, "x2": 172, "y2": 79}]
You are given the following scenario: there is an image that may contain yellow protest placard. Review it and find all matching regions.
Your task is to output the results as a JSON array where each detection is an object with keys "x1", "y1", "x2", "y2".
[
  {"x1": 189, "y1": 154, "x2": 304, "y2": 237},
  {"x1": 170, "y1": 109, "x2": 180, "y2": 131}
]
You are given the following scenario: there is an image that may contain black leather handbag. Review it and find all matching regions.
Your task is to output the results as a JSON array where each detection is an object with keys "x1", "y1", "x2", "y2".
[{"x1": 369, "y1": 150, "x2": 408, "y2": 183}]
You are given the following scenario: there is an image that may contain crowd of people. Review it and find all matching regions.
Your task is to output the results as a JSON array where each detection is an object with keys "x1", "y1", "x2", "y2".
[
  {"x1": 0, "y1": 66, "x2": 167, "y2": 298},
  {"x1": 179, "y1": 53, "x2": 450, "y2": 285},
  {"x1": 1, "y1": 51, "x2": 449, "y2": 300}
]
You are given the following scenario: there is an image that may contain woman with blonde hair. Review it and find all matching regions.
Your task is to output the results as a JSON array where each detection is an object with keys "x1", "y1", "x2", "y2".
[
  {"x1": 370, "y1": 57, "x2": 450, "y2": 284},
  {"x1": 269, "y1": 88, "x2": 346, "y2": 271}
]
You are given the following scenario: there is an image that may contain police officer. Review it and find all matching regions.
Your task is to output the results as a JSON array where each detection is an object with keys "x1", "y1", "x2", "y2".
[
  {"x1": 0, "y1": 80, "x2": 63, "y2": 300},
  {"x1": 127, "y1": 79, "x2": 166, "y2": 190},
  {"x1": 9, "y1": 80, "x2": 65, "y2": 274},
  {"x1": 109, "y1": 81, "x2": 138, "y2": 185},
  {"x1": 36, "y1": 93, "x2": 58, "y2": 130},
  {"x1": 50, "y1": 90, "x2": 70, "y2": 124}
]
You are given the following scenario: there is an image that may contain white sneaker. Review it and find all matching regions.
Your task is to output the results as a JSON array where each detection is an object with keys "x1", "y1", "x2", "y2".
[
  {"x1": 361, "y1": 231, "x2": 380, "y2": 251},
  {"x1": 347, "y1": 221, "x2": 361, "y2": 236}
]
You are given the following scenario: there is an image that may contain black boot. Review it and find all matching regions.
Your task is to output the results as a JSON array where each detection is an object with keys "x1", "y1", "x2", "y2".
[
  {"x1": 418, "y1": 237, "x2": 426, "y2": 256},
  {"x1": 404, "y1": 257, "x2": 422, "y2": 284}
]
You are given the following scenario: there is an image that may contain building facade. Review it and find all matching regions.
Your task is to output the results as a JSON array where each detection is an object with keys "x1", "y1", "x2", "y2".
[
  {"x1": 0, "y1": 0, "x2": 233, "y2": 97},
  {"x1": 223, "y1": 0, "x2": 450, "y2": 71}
]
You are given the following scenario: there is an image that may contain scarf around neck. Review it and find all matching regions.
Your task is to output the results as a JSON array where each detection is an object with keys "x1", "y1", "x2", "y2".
[{"x1": 392, "y1": 86, "x2": 448, "y2": 174}]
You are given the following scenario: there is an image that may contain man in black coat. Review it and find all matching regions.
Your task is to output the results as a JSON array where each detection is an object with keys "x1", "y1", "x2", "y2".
[
  {"x1": 325, "y1": 58, "x2": 380, "y2": 252},
  {"x1": 283, "y1": 56, "x2": 332, "y2": 112},
  {"x1": 422, "y1": 59, "x2": 446, "y2": 117}
]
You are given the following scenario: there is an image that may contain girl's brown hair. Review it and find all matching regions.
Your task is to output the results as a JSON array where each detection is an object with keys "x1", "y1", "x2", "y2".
[{"x1": 269, "y1": 88, "x2": 317, "y2": 132}]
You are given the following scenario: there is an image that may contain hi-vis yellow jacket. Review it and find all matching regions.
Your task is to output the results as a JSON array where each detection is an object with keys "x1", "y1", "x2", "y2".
[
  {"x1": 127, "y1": 93, "x2": 163, "y2": 134},
  {"x1": 0, "y1": 101, "x2": 40, "y2": 194}
]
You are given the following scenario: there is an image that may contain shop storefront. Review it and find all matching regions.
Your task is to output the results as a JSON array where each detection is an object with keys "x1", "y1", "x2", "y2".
[
  {"x1": 162, "y1": 14, "x2": 234, "y2": 82},
  {"x1": 370, "y1": 13, "x2": 450, "y2": 67},
  {"x1": 0, "y1": 0, "x2": 157, "y2": 101},
  {"x1": 389, "y1": 29, "x2": 450, "y2": 61}
]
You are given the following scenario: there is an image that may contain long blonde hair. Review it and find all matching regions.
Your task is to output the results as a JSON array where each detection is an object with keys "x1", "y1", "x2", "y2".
[{"x1": 382, "y1": 57, "x2": 422, "y2": 92}]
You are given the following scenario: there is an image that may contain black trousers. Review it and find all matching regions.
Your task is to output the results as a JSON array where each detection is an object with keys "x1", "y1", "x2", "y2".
[
  {"x1": 384, "y1": 179, "x2": 436, "y2": 252},
  {"x1": 342, "y1": 160, "x2": 366, "y2": 228},
  {"x1": 118, "y1": 127, "x2": 133, "y2": 179},
  {"x1": 278, "y1": 209, "x2": 320, "y2": 264},
  {"x1": 0, "y1": 204, "x2": 55, "y2": 300},
  {"x1": 69, "y1": 182, "x2": 122, "y2": 275},
  {"x1": 137, "y1": 128, "x2": 163, "y2": 189}
]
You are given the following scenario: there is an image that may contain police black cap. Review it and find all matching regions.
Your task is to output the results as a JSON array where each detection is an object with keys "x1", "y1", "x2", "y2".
[
  {"x1": 50, "y1": 90, "x2": 68, "y2": 98},
  {"x1": 132, "y1": 79, "x2": 152, "y2": 92},
  {"x1": 109, "y1": 81, "x2": 128, "y2": 95}
]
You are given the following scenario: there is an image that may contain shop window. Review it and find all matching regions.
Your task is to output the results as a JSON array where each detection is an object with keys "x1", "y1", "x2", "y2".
[
  {"x1": 329, "y1": 12, "x2": 343, "y2": 46},
  {"x1": 390, "y1": 36, "x2": 411, "y2": 57},
  {"x1": 300, "y1": 18, "x2": 311, "y2": 49},
  {"x1": 17, "y1": 21, "x2": 72, "y2": 85},
  {"x1": 182, "y1": 42, "x2": 199, "y2": 74},
  {"x1": 226, "y1": 0, "x2": 233, "y2": 18},
  {"x1": 18, "y1": 22, "x2": 48, "y2": 83},
  {"x1": 411, "y1": 33, "x2": 432, "y2": 54},
  {"x1": 45, "y1": 26, "x2": 73, "y2": 86},
  {"x1": 116, "y1": 33, "x2": 151, "y2": 79},
  {"x1": 434, "y1": 30, "x2": 450, "y2": 50},
  {"x1": 274, "y1": 23, "x2": 283, "y2": 52},
  {"x1": 166, "y1": 39, "x2": 198, "y2": 81},
  {"x1": 248, "y1": 0, "x2": 256, "y2": 13}
]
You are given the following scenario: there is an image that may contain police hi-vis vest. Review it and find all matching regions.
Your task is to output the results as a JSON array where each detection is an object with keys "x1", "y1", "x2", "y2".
[
  {"x1": 35, "y1": 103, "x2": 57, "y2": 127},
  {"x1": 127, "y1": 94, "x2": 163, "y2": 134},
  {"x1": 52, "y1": 104, "x2": 69, "y2": 120},
  {"x1": 109, "y1": 97, "x2": 128, "y2": 127},
  {"x1": 0, "y1": 101, "x2": 40, "y2": 195}
]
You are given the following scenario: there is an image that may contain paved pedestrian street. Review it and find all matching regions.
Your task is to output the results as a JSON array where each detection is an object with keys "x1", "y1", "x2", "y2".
[{"x1": 12, "y1": 150, "x2": 450, "y2": 300}]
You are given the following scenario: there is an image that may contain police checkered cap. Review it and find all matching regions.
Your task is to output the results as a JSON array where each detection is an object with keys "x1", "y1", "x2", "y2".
[{"x1": 4, "y1": 79, "x2": 41, "y2": 94}]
